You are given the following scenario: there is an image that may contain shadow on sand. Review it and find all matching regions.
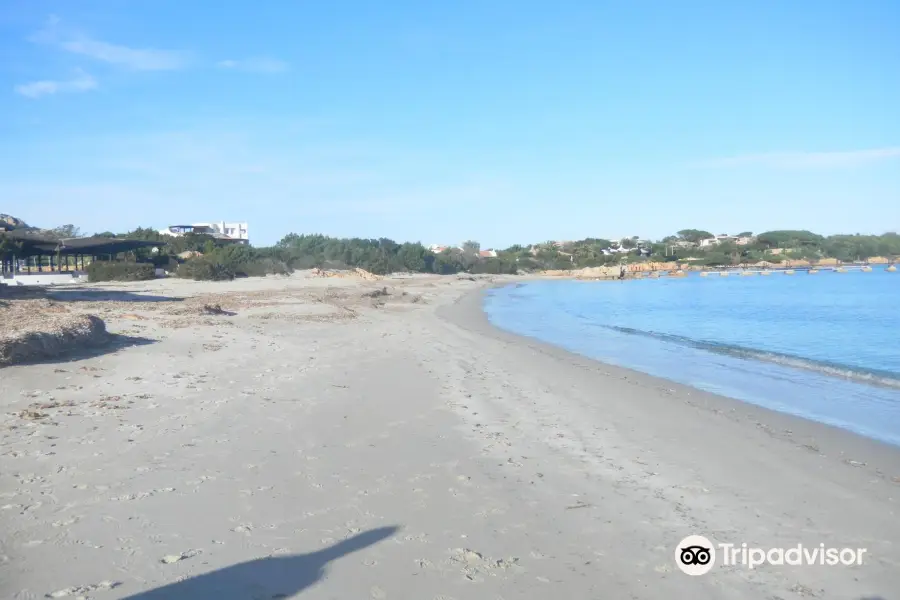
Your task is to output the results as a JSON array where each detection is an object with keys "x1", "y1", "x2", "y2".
[
  {"x1": 2, "y1": 333, "x2": 158, "y2": 369},
  {"x1": 121, "y1": 526, "x2": 400, "y2": 599},
  {"x1": 1, "y1": 285, "x2": 183, "y2": 304},
  {"x1": 60, "y1": 333, "x2": 158, "y2": 362},
  {"x1": 47, "y1": 288, "x2": 184, "y2": 303}
]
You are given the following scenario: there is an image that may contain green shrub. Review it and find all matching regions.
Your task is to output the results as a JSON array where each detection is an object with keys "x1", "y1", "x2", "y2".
[
  {"x1": 211, "y1": 244, "x2": 258, "y2": 269},
  {"x1": 87, "y1": 261, "x2": 156, "y2": 282},
  {"x1": 470, "y1": 258, "x2": 518, "y2": 275},
  {"x1": 235, "y1": 257, "x2": 292, "y2": 277},
  {"x1": 176, "y1": 258, "x2": 235, "y2": 281}
]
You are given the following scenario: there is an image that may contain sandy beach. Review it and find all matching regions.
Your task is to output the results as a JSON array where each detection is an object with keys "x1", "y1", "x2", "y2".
[{"x1": 1, "y1": 272, "x2": 898, "y2": 599}]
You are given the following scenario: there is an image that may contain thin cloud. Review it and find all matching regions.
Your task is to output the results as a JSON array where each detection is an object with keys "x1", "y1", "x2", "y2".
[
  {"x1": 217, "y1": 58, "x2": 289, "y2": 74},
  {"x1": 31, "y1": 15, "x2": 187, "y2": 71},
  {"x1": 14, "y1": 70, "x2": 97, "y2": 99},
  {"x1": 694, "y1": 148, "x2": 900, "y2": 169},
  {"x1": 60, "y1": 36, "x2": 186, "y2": 71}
]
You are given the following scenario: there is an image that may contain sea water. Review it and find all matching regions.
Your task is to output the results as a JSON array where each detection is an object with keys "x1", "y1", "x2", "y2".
[{"x1": 484, "y1": 269, "x2": 900, "y2": 446}]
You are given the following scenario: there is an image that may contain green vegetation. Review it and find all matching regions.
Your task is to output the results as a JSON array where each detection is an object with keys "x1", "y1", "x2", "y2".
[
  {"x1": 87, "y1": 261, "x2": 156, "y2": 282},
  {"x1": 5, "y1": 214, "x2": 900, "y2": 283},
  {"x1": 256, "y1": 230, "x2": 900, "y2": 274},
  {"x1": 676, "y1": 229, "x2": 714, "y2": 243},
  {"x1": 176, "y1": 244, "x2": 291, "y2": 281},
  {"x1": 0, "y1": 235, "x2": 22, "y2": 262},
  {"x1": 176, "y1": 258, "x2": 236, "y2": 281},
  {"x1": 264, "y1": 234, "x2": 518, "y2": 276}
]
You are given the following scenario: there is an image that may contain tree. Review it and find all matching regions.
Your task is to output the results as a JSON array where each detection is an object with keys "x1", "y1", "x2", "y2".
[
  {"x1": 756, "y1": 230, "x2": 823, "y2": 249},
  {"x1": 271, "y1": 233, "x2": 460, "y2": 275},
  {"x1": 461, "y1": 240, "x2": 481, "y2": 256},
  {"x1": 0, "y1": 235, "x2": 22, "y2": 261},
  {"x1": 396, "y1": 242, "x2": 429, "y2": 272},
  {"x1": 124, "y1": 227, "x2": 165, "y2": 241},
  {"x1": 433, "y1": 250, "x2": 464, "y2": 274},
  {"x1": 47, "y1": 224, "x2": 82, "y2": 240},
  {"x1": 677, "y1": 229, "x2": 714, "y2": 243}
]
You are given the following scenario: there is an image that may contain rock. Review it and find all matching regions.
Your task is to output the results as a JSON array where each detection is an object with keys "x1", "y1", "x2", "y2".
[{"x1": 160, "y1": 549, "x2": 200, "y2": 564}]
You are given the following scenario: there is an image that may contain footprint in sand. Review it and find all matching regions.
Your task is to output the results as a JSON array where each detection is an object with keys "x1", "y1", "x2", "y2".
[{"x1": 47, "y1": 581, "x2": 122, "y2": 598}]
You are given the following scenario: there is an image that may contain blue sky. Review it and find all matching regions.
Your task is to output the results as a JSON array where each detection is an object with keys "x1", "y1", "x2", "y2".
[{"x1": 1, "y1": 0, "x2": 898, "y2": 247}]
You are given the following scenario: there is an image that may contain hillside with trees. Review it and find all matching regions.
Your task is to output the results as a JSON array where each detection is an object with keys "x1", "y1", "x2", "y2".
[{"x1": 3, "y1": 212, "x2": 899, "y2": 281}]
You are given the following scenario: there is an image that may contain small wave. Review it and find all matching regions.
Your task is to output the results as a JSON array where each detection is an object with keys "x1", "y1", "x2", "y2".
[{"x1": 600, "y1": 325, "x2": 900, "y2": 390}]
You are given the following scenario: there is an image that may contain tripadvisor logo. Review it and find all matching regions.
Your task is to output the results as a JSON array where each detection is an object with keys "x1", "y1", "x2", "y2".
[
  {"x1": 676, "y1": 535, "x2": 715, "y2": 576},
  {"x1": 675, "y1": 535, "x2": 867, "y2": 575}
]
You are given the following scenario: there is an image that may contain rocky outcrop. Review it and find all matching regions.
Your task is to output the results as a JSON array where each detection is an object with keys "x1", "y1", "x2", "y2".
[{"x1": 0, "y1": 213, "x2": 29, "y2": 230}]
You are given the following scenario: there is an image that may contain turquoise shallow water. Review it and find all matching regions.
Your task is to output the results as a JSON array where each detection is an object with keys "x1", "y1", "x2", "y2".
[{"x1": 484, "y1": 269, "x2": 900, "y2": 446}]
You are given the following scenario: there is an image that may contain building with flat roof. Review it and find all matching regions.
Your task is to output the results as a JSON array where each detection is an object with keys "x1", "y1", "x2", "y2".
[{"x1": 159, "y1": 221, "x2": 248, "y2": 244}]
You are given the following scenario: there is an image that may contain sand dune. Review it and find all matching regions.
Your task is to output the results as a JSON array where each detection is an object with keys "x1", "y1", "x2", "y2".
[{"x1": 1, "y1": 272, "x2": 897, "y2": 599}]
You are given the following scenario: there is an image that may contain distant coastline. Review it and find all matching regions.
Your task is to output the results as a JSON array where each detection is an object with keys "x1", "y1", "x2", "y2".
[{"x1": 3, "y1": 217, "x2": 899, "y2": 284}]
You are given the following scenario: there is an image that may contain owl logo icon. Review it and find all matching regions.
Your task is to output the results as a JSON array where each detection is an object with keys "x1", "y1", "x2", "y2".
[{"x1": 675, "y1": 535, "x2": 716, "y2": 575}]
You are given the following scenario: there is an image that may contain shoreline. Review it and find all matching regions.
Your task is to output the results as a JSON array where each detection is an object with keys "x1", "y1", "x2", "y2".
[
  {"x1": 439, "y1": 282, "x2": 900, "y2": 480},
  {"x1": 2, "y1": 273, "x2": 898, "y2": 598}
]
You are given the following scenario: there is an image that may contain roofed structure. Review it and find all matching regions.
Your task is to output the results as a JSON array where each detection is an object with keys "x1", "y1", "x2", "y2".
[
  {"x1": 0, "y1": 230, "x2": 162, "y2": 257},
  {"x1": 1, "y1": 231, "x2": 165, "y2": 278}
]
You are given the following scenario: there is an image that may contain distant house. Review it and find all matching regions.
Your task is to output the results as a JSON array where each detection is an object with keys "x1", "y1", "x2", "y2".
[
  {"x1": 429, "y1": 244, "x2": 471, "y2": 253},
  {"x1": 735, "y1": 236, "x2": 755, "y2": 246},
  {"x1": 602, "y1": 241, "x2": 635, "y2": 254},
  {"x1": 700, "y1": 234, "x2": 738, "y2": 248},
  {"x1": 479, "y1": 249, "x2": 498, "y2": 258},
  {"x1": 159, "y1": 221, "x2": 249, "y2": 244}
]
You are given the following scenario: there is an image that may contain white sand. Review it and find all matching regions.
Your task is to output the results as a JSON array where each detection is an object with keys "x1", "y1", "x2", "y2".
[{"x1": 1, "y1": 273, "x2": 897, "y2": 599}]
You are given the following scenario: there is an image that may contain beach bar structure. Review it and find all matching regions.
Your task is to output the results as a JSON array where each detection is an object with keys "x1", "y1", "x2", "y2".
[{"x1": 1, "y1": 229, "x2": 163, "y2": 284}]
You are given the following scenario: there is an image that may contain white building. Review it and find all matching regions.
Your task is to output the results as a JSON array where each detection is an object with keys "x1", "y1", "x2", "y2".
[
  {"x1": 700, "y1": 235, "x2": 738, "y2": 248},
  {"x1": 159, "y1": 221, "x2": 249, "y2": 244}
]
